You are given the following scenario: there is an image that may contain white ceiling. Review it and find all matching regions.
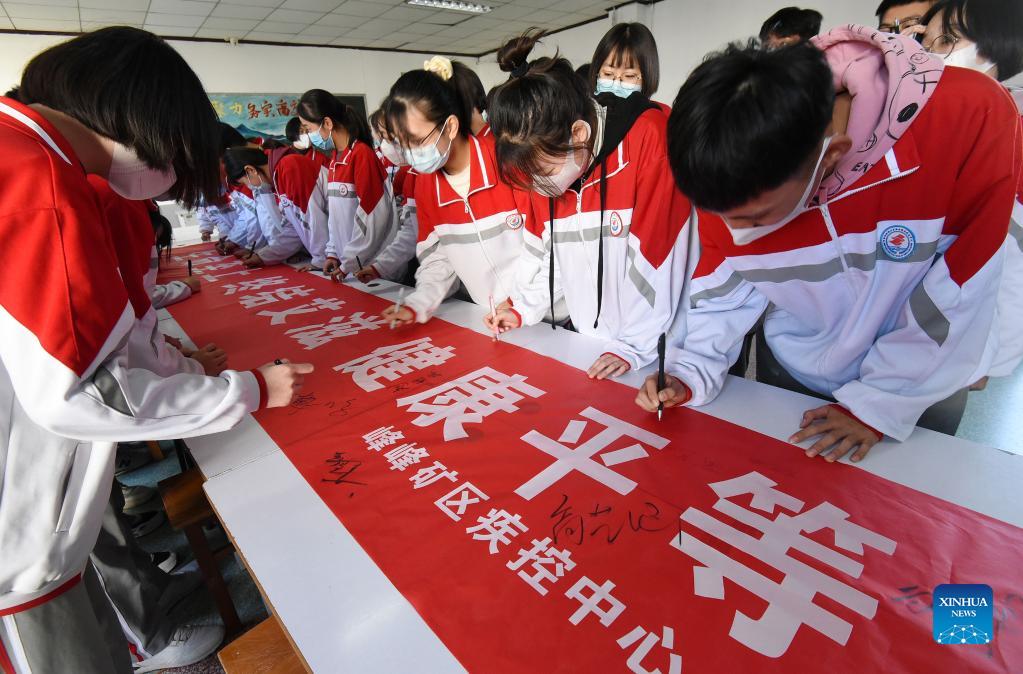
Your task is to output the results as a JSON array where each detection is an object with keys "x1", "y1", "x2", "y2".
[{"x1": 0, "y1": 0, "x2": 612, "y2": 56}]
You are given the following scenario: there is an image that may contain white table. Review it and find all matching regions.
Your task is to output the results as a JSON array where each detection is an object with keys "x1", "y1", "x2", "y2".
[{"x1": 163, "y1": 277, "x2": 1023, "y2": 673}]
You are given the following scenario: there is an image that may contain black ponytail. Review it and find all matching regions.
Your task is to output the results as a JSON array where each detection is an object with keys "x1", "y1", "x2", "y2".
[
  {"x1": 488, "y1": 29, "x2": 596, "y2": 190},
  {"x1": 298, "y1": 89, "x2": 372, "y2": 146}
]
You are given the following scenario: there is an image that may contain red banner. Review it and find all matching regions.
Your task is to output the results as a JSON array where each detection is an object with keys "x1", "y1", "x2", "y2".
[{"x1": 163, "y1": 246, "x2": 1023, "y2": 673}]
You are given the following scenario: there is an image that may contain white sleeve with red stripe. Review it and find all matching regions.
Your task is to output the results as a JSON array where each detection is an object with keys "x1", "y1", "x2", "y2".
[
  {"x1": 372, "y1": 193, "x2": 417, "y2": 281},
  {"x1": 835, "y1": 105, "x2": 1019, "y2": 440},
  {"x1": 668, "y1": 214, "x2": 770, "y2": 405},
  {"x1": 405, "y1": 225, "x2": 459, "y2": 322},
  {"x1": 509, "y1": 194, "x2": 560, "y2": 326},
  {"x1": 1, "y1": 300, "x2": 261, "y2": 442},
  {"x1": 143, "y1": 246, "x2": 192, "y2": 309},
  {"x1": 338, "y1": 149, "x2": 397, "y2": 275},
  {"x1": 988, "y1": 198, "x2": 1023, "y2": 378},
  {"x1": 252, "y1": 184, "x2": 303, "y2": 265}
]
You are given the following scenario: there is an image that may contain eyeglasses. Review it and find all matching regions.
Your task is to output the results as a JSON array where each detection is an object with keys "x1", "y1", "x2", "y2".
[
  {"x1": 599, "y1": 69, "x2": 642, "y2": 85},
  {"x1": 879, "y1": 15, "x2": 922, "y2": 33},
  {"x1": 915, "y1": 31, "x2": 961, "y2": 58}
]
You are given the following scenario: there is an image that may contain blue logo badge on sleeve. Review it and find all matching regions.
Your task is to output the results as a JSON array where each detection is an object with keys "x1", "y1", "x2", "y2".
[{"x1": 933, "y1": 584, "x2": 993, "y2": 644}]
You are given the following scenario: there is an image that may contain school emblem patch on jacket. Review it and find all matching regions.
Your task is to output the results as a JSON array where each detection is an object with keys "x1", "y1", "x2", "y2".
[
  {"x1": 881, "y1": 225, "x2": 916, "y2": 260},
  {"x1": 506, "y1": 213, "x2": 523, "y2": 229},
  {"x1": 609, "y1": 212, "x2": 624, "y2": 237}
]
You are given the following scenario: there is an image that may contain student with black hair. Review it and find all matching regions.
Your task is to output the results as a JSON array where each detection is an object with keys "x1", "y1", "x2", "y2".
[
  {"x1": 877, "y1": 0, "x2": 935, "y2": 33},
  {"x1": 485, "y1": 31, "x2": 691, "y2": 380},
  {"x1": 448, "y1": 58, "x2": 490, "y2": 136},
  {"x1": 910, "y1": 0, "x2": 1023, "y2": 386},
  {"x1": 380, "y1": 56, "x2": 534, "y2": 326},
  {"x1": 196, "y1": 122, "x2": 257, "y2": 247},
  {"x1": 637, "y1": 29, "x2": 1019, "y2": 463},
  {"x1": 298, "y1": 89, "x2": 396, "y2": 281},
  {"x1": 223, "y1": 145, "x2": 330, "y2": 269},
  {"x1": 0, "y1": 27, "x2": 311, "y2": 672},
  {"x1": 759, "y1": 6, "x2": 823, "y2": 48},
  {"x1": 589, "y1": 22, "x2": 663, "y2": 106},
  {"x1": 357, "y1": 108, "x2": 418, "y2": 284}
]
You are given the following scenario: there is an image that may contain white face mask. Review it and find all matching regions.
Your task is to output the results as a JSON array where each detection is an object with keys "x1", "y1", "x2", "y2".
[
  {"x1": 379, "y1": 139, "x2": 406, "y2": 166},
  {"x1": 595, "y1": 78, "x2": 642, "y2": 99},
  {"x1": 404, "y1": 118, "x2": 453, "y2": 174},
  {"x1": 532, "y1": 121, "x2": 591, "y2": 198},
  {"x1": 726, "y1": 136, "x2": 832, "y2": 246},
  {"x1": 938, "y1": 42, "x2": 996, "y2": 73},
  {"x1": 293, "y1": 133, "x2": 310, "y2": 151},
  {"x1": 107, "y1": 143, "x2": 177, "y2": 200}
]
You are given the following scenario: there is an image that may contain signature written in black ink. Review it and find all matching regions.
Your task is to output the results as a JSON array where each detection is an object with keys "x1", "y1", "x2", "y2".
[
  {"x1": 322, "y1": 451, "x2": 367, "y2": 488},
  {"x1": 550, "y1": 494, "x2": 672, "y2": 546}
]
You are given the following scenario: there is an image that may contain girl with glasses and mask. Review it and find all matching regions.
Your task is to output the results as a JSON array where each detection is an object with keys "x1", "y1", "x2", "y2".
[
  {"x1": 380, "y1": 56, "x2": 539, "y2": 327},
  {"x1": 485, "y1": 31, "x2": 692, "y2": 381},
  {"x1": 298, "y1": 90, "x2": 395, "y2": 282},
  {"x1": 356, "y1": 109, "x2": 418, "y2": 284},
  {"x1": 589, "y1": 23, "x2": 670, "y2": 114}
]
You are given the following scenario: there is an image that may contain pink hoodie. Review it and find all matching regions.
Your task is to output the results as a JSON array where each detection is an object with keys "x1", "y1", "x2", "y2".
[{"x1": 812, "y1": 25, "x2": 945, "y2": 200}]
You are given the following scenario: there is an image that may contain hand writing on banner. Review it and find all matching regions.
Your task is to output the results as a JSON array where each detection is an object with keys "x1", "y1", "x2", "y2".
[
  {"x1": 483, "y1": 299, "x2": 520, "y2": 335},
  {"x1": 256, "y1": 359, "x2": 315, "y2": 408},
  {"x1": 355, "y1": 266, "x2": 380, "y2": 283},
  {"x1": 242, "y1": 253, "x2": 265, "y2": 268},
  {"x1": 789, "y1": 405, "x2": 882, "y2": 463},
  {"x1": 191, "y1": 343, "x2": 228, "y2": 376},
  {"x1": 635, "y1": 374, "x2": 690, "y2": 413},
  {"x1": 587, "y1": 353, "x2": 630, "y2": 380},
  {"x1": 181, "y1": 276, "x2": 202, "y2": 294},
  {"x1": 322, "y1": 257, "x2": 343, "y2": 282},
  {"x1": 381, "y1": 304, "x2": 415, "y2": 328}
]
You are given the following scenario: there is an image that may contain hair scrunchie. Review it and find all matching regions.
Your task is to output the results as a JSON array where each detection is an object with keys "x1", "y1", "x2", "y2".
[
  {"x1": 511, "y1": 61, "x2": 529, "y2": 78},
  {"x1": 424, "y1": 55, "x2": 454, "y2": 81}
]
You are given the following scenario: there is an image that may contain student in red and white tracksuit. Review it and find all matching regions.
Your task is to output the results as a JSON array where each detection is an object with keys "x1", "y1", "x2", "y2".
[
  {"x1": 484, "y1": 37, "x2": 690, "y2": 379},
  {"x1": 380, "y1": 59, "x2": 539, "y2": 326},
  {"x1": 495, "y1": 100, "x2": 691, "y2": 378},
  {"x1": 0, "y1": 43, "x2": 309, "y2": 670},
  {"x1": 223, "y1": 183, "x2": 262, "y2": 253},
  {"x1": 322, "y1": 140, "x2": 396, "y2": 278},
  {"x1": 637, "y1": 28, "x2": 1020, "y2": 462}
]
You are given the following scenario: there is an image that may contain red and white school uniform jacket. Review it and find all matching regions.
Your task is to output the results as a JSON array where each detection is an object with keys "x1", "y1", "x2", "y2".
[
  {"x1": 509, "y1": 108, "x2": 693, "y2": 370},
  {"x1": 987, "y1": 90, "x2": 1023, "y2": 378},
  {"x1": 225, "y1": 184, "x2": 263, "y2": 250},
  {"x1": 323, "y1": 140, "x2": 396, "y2": 276},
  {"x1": 196, "y1": 188, "x2": 238, "y2": 241},
  {"x1": 0, "y1": 98, "x2": 266, "y2": 614},
  {"x1": 254, "y1": 153, "x2": 330, "y2": 267},
  {"x1": 88, "y1": 175, "x2": 204, "y2": 380},
  {"x1": 405, "y1": 133, "x2": 529, "y2": 322},
  {"x1": 371, "y1": 165, "x2": 418, "y2": 280},
  {"x1": 672, "y1": 67, "x2": 1020, "y2": 441}
]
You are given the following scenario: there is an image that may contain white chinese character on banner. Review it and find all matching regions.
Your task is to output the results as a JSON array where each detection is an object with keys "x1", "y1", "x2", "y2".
[
  {"x1": 514, "y1": 407, "x2": 670, "y2": 500},
  {"x1": 204, "y1": 269, "x2": 255, "y2": 282},
  {"x1": 334, "y1": 338, "x2": 456, "y2": 392},
  {"x1": 465, "y1": 508, "x2": 528, "y2": 554},
  {"x1": 285, "y1": 312, "x2": 389, "y2": 350},
  {"x1": 238, "y1": 286, "x2": 316, "y2": 308},
  {"x1": 434, "y1": 482, "x2": 489, "y2": 522},
  {"x1": 202, "y1": 260, "x2": 244, "y2": 271},
  {"x1": 409, "y1": 461, "x2": 458, "y2": 489},
  {"x1": 565, "y1": 576, "x2": 626, "y2": 627},
  {"x1": 222, "y1": 275, "x2": 287, "y2": 295},
  {"x1": 670, "y1": 471, "x2": 897, "y2": 658},
  {"x1": 363, "y1": 426, "x2": 404, "y2": 452},
  {"x1": 258, "y1": 297, "x2": 346, "y2": 325},
  {"x1": 396, "y1": 367, "x2": 545, "y2": 441},
  {"x1": 617, "y1": 625, "x2": 682, "y2": 674},
  {"x1": 506, "y1": 537, "x2": 576, "y2": 595},
  {"x1": 383, "y1": 443, "x2": 429, "y2": 471},
  {"x1": 179, "y1": 254, "x2": 221, "y2": 265}
]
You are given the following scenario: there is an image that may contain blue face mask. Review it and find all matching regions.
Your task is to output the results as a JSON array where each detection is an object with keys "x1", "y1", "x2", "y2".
[
  {"x1": 308, "y1": 123, "x2": 335, "y2": 153},
  {"x1": 595, "y1": 78, "x2": 642, "y2": 99}
]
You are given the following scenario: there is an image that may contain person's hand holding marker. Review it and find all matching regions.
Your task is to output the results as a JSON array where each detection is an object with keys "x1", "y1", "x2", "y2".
[
  {"x1": 483, "y1": 299, "x2": 520, "y2": 336},
  {"x1": 635, "y1": 373, "x2": 691, "y2": 413},
  {"x1": 257, "y1": 358, "x2": 315, "y2": 408}
]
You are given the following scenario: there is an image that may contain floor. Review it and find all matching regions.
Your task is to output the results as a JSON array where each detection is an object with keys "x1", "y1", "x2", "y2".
[{"x1": 118, "y1": 446, "x2": 269, "y2": 673}]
